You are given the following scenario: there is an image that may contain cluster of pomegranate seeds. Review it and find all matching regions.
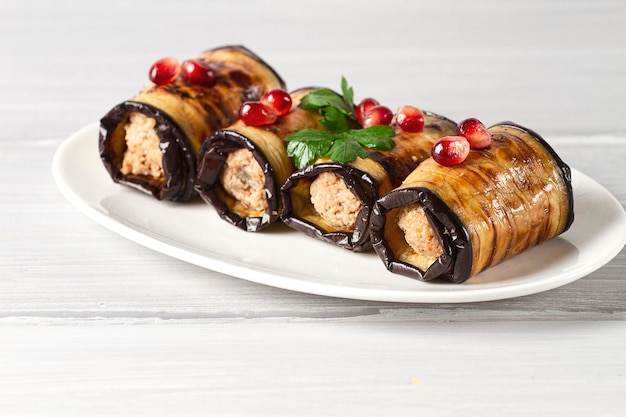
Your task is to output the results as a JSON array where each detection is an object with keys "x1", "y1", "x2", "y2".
[
  {"x1": 355, "y1": 98, "x2": 380, "y2": 124},
  {"x1": 431, "y1": 118, "x2": 491, "y2": 166},
  {"x1": 148, "y1": 57, "x2": 216, "y2": 88},
  {"x1": 355, "y1": 98, "x2": 426, "y2": 133},
  {"x1": 240, "y1": 89, "x2": 292, "y2": 126}
]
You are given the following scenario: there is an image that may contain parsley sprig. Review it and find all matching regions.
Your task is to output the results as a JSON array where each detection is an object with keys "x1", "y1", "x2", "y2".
[{"x1": 285, "y1": 77, "x2": 395, "y2": 169}]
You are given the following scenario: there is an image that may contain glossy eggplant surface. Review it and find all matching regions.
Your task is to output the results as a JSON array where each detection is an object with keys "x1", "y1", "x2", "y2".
[
  {"x1": 99, "y1": 45, "x2": 285, "y2": 202},
  {"x1": 370, "y1": 122, "x2": 574, "y2": 283},
  {"x1": 280, "y1": 111, "x2": 457, "y2": 251},
  {"x1": 194, "y1": 88, "x2": 322, "y2": 231}
]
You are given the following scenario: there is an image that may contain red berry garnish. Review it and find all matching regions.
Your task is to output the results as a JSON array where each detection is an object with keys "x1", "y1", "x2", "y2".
[
  {"x1": 239, "y1": 101, "x2": 277, "y2": 126},
  {"x1": 355, "y1": 98, "x2": 379, "y2": 124},
  {"x1": 362, "y1": 105, "x2": 393, "y2": 128},
  {"x1": 431, "y1": 136, "x2": 470, "y2": 166},
  {"x1": 149, "y1": 57, "x2": 180, "y2": 85},
  {"x1": 261, "y1": 89, "x2": 292, "y2": 116},
  {"x1": 181, "y1": 59, "x2": 216, "y2": 88},
  {"x1": 456, "y1": 118, "x2": 492, "y2": 149},
  {"x1": 395, "y1": 105, "x2": 425, "y2": 132}
]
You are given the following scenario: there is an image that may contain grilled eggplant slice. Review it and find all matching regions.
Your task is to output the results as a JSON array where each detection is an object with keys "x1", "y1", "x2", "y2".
[
  {"x1": 194, "y1": 88, "x2": 323, "y2": 231},
  {"x1": 99, "y1": 45, "x2": 285, "y2": 202},
  {"x1": 370, "y1": 122, "x2": 574, "y2": 283},
  {"x1": 280, "y1": 111, "x2": 457, "y2": 251}
]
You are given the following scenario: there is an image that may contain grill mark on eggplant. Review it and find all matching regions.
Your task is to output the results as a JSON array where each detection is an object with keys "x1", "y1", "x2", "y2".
[
  {"x1": 99, "y1": 100, "x2": 195, "y2": 201},
  {"x1": 195, "y1": 88, "x2": 321, "y2": 231},
  {"x1": 280, "y1": 162, "x2": 378, "y2": 251},
  {"x1": 280, "y1": 111, "x2": 457, "y2": 251},
  {"x1": 493, "y1": 122, "x2": 574, "y2": 232},
  {"x1": 98, "y1": 45, "x2": 284, "y2": 202},
  {"x1": 370, "y1": 122, "x2": 573, "y2": 283}
]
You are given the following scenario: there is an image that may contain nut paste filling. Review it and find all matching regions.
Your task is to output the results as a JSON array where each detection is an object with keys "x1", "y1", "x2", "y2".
[
  {"x1": 370, "y1": 121, "x2": 574, "y2": 284},
  {"x1": 99, "y1": 45, "x2": 286, "y2": 202},
  {"x1": 396, "y1": 202, "x2": 444, "y2": 271},
  {"x1": 120, "y1": 112, "x2": 164, "y2": 178},
  {"x1": 219, "y1": 148, "x2": 268, "y2": 212},
  {"x1": 280, "y1": 108, "x2": 458, "y2": 252},
  {"x1": 309, "y1": 172, "x2": 363, "y2": 232}
]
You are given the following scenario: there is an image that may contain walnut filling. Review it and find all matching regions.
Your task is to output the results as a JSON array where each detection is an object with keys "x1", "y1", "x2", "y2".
[
  {"x1": 219, "y1": 148, "x2": 268, "y2": 212},
  {"x1": 120, "y1": 112, "x2": 164, "y2": 178},
  {"x1": 309, "y1": 171, "x2": 363, "y2": 232},
  {"x1": 396, "y1": 203, "x2": 443, "y2": 271}
]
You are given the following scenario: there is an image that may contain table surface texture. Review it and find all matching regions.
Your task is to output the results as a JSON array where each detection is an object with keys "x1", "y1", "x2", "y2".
[{"x1": 1, "y1": 1, "x2": 625, "y2": 416}]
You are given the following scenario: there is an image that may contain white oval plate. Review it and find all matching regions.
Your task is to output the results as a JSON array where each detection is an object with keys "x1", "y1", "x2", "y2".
[{"x1": 53, "y1": 123, "x2": 626, "y2": 303}]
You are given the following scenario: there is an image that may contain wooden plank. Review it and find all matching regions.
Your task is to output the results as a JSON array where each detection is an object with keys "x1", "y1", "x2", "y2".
[{"x1": 1, "y1": 322, "x2": 625, "y2": 416}]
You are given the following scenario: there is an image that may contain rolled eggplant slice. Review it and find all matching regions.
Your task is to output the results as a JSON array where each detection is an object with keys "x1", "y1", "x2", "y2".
[
  {"x1": 280, "y1": 111, "x2": 457, "y2": 252},
  {"x1": 370, "y1": 122, "x2": 574, "y2": 283},
  {"x1": 194, "y1": 88, "x2": 323, "y2": 231},
  {"x1": 99, "y1": 45, "x2": 285, "y2": 202}
]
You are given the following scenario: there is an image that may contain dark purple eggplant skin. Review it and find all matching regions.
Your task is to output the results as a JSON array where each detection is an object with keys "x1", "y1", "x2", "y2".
[
  {"x1": 98, "y1": 45, "x2": 286, "y2": 203},
  {"x1": 367, "y1": 111, "x2": 458, "y2": 189},
  {"x1": 194, "y1": 87, "x2": 320, "y2": 232},
  {"x1": 495, "y1": 121, "x2": 574, "y2": 233},
  {"x1": 370, "y1": 187, "x2": 471, "y2": 283},
  {"x1": 195, "y1": 130, "x2": 279, "y2": 232},
  {"x1": 99, "y1": 101, "x2": 195, "y2": 202},
  {"x1": 370, "y1": 121, "x2": 575, "y2": 284},
  {"x1": 279, "y1": 110, "x2": 457, "y2": 252},
  {"x1": 280, "y1": 162, "x2": 377, "y2": 251}
]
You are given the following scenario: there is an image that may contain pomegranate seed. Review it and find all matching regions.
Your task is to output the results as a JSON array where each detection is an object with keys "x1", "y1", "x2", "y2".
[
  {"x1": 181, "y1": 59, "x2": 216, "y2": 88},
  {"x1": 239, "y1": 101, "x2": 277, "y2": 126},
  {"x1": 149, "y1": 57, "x2": 180, "y2": 86},
  {"x1": 395, "y1": 105, "x2": 425, "y2": 132},
  {"x1": 362, "y1": 105, "x2": 393, "y2": 128},
  {"x1": 431, "y1": 136, "x2": 470, "y2": 166},
  {"x1": 261, "y1": 89, "x2": 292, "y2": 116},
  {"x1": 456, "y1": 117, "x2": 492, "y2": 149},
  {"x1": 355, "y1": 98, "x2": 379, "y2": 124}
]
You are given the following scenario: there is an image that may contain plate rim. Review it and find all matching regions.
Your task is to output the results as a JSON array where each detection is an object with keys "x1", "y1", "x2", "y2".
[{"x1": 52, "y1": 123, "x2": 626, "y2": 303}]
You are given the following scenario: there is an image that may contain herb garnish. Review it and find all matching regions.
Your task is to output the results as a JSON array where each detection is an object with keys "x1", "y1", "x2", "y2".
[{"x1": 285, "y1": 77, "x2": 395, "y2": 169}]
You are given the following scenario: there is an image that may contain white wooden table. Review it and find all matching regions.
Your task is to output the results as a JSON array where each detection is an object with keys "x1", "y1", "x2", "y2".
[{"x1": 1, "y1": 1, "x2": 625, "y2": 416}]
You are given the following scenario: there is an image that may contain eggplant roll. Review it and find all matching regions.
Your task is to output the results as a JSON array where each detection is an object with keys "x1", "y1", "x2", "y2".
[
  {"x1": 370, "y1": 122, "x2": 574, "y2": 283},
  {"x1": 194, "y1": 88, "x2": 323, "y2": 231},
  {"x1": 99, "y1": 45, "x2": 285, "y2": 202},
  {"x1": 280, "y1": 112, "x2": 457, "y2": 251}
]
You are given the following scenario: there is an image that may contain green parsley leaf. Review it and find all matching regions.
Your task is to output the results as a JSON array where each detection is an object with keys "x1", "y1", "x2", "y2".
[
  {"x1": 297, "y1": 78, "x2": 359, "y2": 132},
  {"x1": 299, "y1": 88, "x2": 351, "y2": 113},
  {"x1": 285, "y1": 129, "x2": 334, "y2": 168},
  {"x1": 349, "y1": 125, "x2": 396, "y2": 149},
  {"x1": 320, "y1": 106, "x2": 353, "y2": 132},
  {"x1": 285, "y1": 125, "x2": 397, "y2": 169},
  {"x1": 328, "y1": 138, "x2": 367, "y2": 163},
  {"x1": 340, "y1": 76, "x2": 355, "y2": 112},
  {"x1": 284, "y1": 77, "x2": 397, "y2": 168}
]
